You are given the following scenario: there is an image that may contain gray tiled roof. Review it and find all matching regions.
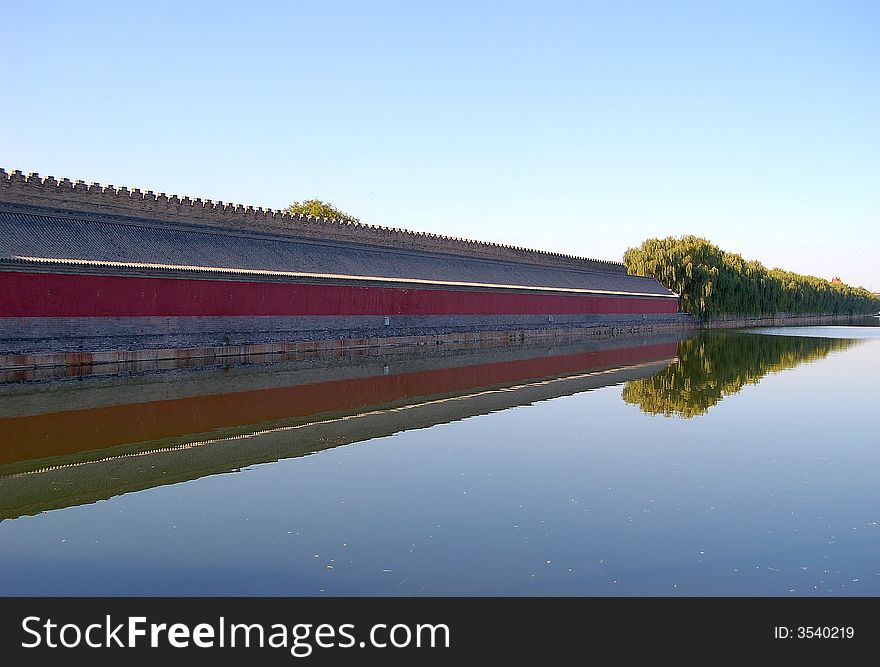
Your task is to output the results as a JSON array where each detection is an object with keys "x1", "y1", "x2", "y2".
[{"x1": 0, "y1": 207, "x2": 675, "y2": 297}]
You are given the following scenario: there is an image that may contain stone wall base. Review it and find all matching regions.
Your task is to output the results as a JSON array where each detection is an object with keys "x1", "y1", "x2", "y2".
[{"x1": 1, "y1": 320, "x2": 695, "y2": 381}]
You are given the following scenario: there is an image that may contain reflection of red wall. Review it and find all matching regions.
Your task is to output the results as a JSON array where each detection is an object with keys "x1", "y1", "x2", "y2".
[
  {"x1": 0, "y1": 271, "x2": 677, "y2": 317},
  {"x1": 0, "y1": 342, "x2": 676, "y2": 465}
]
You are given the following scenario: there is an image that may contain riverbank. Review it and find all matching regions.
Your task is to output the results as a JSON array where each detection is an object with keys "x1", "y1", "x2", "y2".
[{"x1": 699, "y1": 313, "x2": 867, "y2": 329}]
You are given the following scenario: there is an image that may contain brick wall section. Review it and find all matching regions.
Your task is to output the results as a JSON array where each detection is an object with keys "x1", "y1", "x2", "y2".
[
  {"x1": 0, "y1": 320, "x2": 692, "y2": 377},
  {"x1": 0, "y1": 168, "x2": 627, "y2": 274}
]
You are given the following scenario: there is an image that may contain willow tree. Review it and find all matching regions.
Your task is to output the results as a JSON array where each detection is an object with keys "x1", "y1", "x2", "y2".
[{"x1": 624, "y1": 235, "x2": 880, "y2": 319}]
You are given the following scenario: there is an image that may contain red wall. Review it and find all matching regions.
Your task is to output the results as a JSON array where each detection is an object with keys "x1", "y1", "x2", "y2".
[{"x1": 0, "y1": 271, "x2": 677, "y2": 317}]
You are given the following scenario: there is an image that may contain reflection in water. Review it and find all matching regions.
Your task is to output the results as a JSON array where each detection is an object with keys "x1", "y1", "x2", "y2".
[
  {"x1": 0, "y1": 335, "x2": 679, "y2": 520},
  {"x1": 622, "y1": 333, "x2": 857, "y2": 418},
  {"x1": 1, "y1": 327, "x2": 877, "y2": 596}
]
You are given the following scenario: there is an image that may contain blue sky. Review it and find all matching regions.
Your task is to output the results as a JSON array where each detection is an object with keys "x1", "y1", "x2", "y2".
[{"x1": 3, "y1": 1, "x2": 877, "y2": 290}]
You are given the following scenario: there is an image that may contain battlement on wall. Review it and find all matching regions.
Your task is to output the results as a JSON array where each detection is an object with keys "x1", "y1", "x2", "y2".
[{"x1": 0, "y1": 168, "x2": 627, "y2": 274}]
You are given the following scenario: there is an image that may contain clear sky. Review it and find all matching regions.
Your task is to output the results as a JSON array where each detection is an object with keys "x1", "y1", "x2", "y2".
[{"x1": 2, "y1": 1, "x2": 877, "y2": 290}]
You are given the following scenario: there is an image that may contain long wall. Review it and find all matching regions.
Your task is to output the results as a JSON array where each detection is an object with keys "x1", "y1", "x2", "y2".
[
  {"x1": 0, "y1": 169, "x2": 682, "y2": 366},
  {"x1": 1, "y1": 271, "x2": 674, "y2": 319}
]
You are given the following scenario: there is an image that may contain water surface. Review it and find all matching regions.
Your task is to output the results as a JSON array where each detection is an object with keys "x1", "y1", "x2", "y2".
[{"x1": 0, "y1": 326, "x2": 877, "y2": 595}]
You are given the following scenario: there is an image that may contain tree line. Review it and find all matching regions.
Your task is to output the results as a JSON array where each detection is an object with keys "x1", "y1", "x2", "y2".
[{"x1": 623, "y1": 236, "x2": 880, "y2": 319}]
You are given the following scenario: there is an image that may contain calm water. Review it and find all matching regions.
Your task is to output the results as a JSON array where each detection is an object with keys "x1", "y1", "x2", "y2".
[{"x1": 1, "y1": 323, "x2": 878, "y2": 596}]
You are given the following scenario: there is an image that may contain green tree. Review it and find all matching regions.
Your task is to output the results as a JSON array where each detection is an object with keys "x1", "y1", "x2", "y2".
[
  {"x1": 284, "y1": 199, "x2": 360, "y2": 224},
  {"x1": 623, "y1": 235, "x2": 880, "y2": 319}
]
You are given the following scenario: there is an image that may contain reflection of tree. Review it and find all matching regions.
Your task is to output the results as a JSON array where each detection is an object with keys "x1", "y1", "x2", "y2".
[{"x1": 622, "y1": 334, "x2": 856, "y2": 418}]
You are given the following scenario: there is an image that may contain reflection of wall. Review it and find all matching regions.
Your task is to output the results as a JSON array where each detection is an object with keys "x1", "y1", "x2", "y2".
[
  {"x1": 0, "y1": 338, "x2": 678, "y2": 467},
  {"x1": 0, "y1": 337, "x2": 678, "y2": 519},
  {"x1": 622, "y1": 333, "x2": 857, "y2": 418}
]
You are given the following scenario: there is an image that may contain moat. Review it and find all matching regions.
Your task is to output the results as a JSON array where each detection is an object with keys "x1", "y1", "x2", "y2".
[{"x1": 1, "y1": 321, "x2": 878, "y2": 595}]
